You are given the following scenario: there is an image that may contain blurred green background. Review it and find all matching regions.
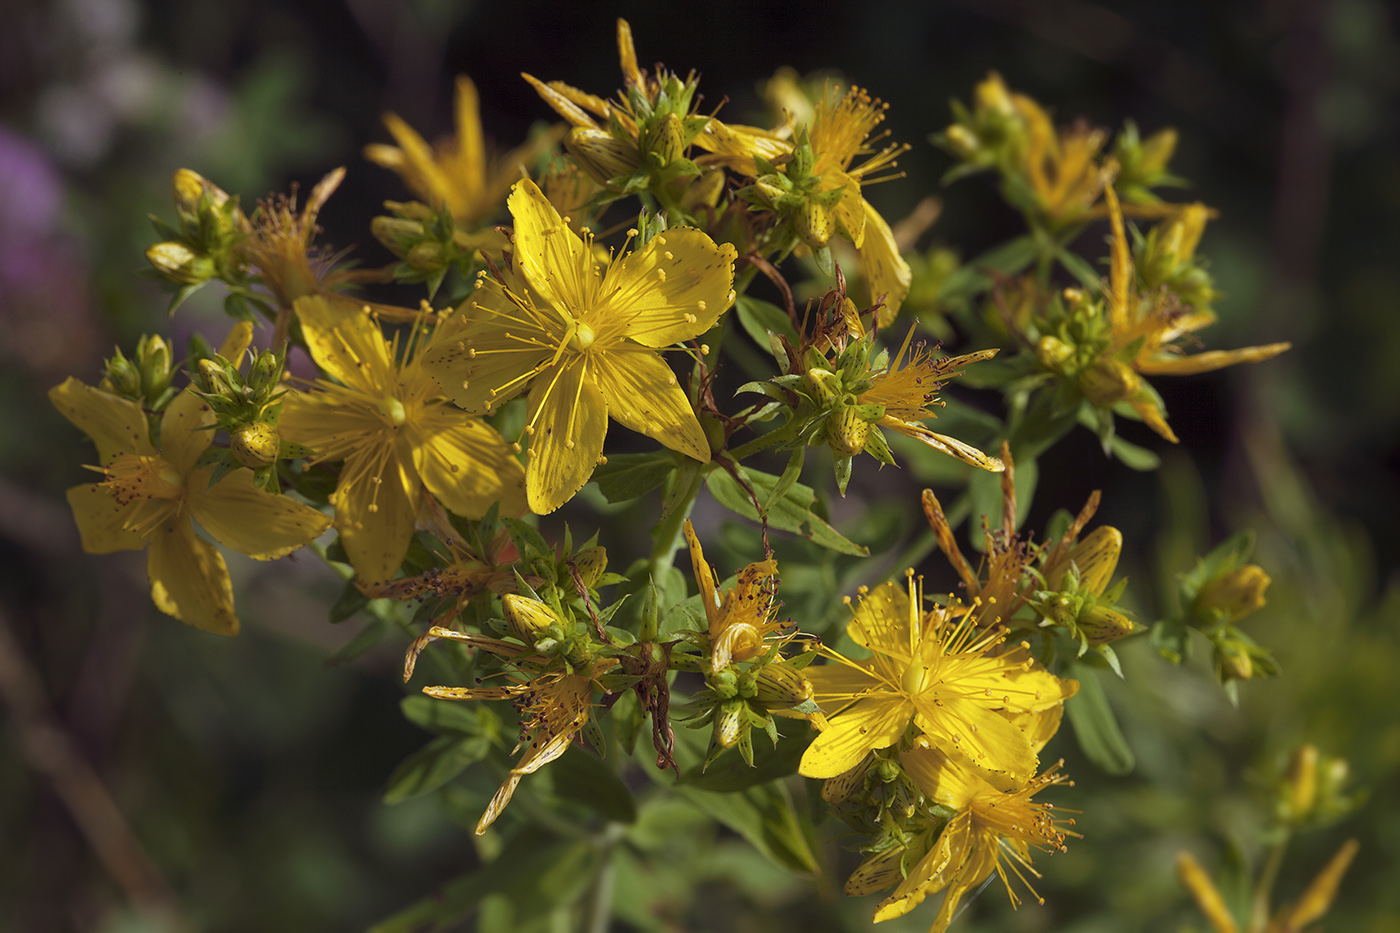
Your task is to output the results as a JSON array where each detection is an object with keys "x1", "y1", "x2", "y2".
[{"x1": 2, "y1": 0, "x2": 1397, "y2": 930}]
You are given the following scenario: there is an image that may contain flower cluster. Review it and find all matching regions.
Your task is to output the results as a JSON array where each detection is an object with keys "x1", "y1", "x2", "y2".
[{"x1": 49, "y1": 19, "x2": 1325, "y2": 933}]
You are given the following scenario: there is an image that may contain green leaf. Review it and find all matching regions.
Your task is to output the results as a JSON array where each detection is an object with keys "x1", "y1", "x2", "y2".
[
  {"x1": 1064, "y1": 662, "x2": 1135, "y2": 775},
  {"x1": 383, "y1": 734, "x2": 491, "y2": 804},
  {"x1": 936, "y1": 235, "x2": 1039, "y2": 304},
  {"x1": 502, "y1": 517, "x2": 551, "y2": 561},
  {"x1": 591, "y1": 451, "x2": 676, "y2": 503},
  {"x1": 706, "y1": 467, "x2": 867, "y2": 556},
  {"x1": 329, "y1": 578, "x2": 369, "y2": 624},
  {"x1": 735, "y1": 295, "x2": 798, "y2": 348},
  {"x1": 1055, "y1": 244, "x2": 1103, "y2": 289},
  {"x1": 676, "y1": 780, "x2": 818, "y2": 874},
  {"x1": 532, "y1": 747, "x2": 637, "y2": 824},
  {"x1": 400, "y1": 695, "x2": 487, "y2": 736},
  {"x1": 1108, "y1": 434, "x2": 1161, "y2": 471},
  {"x1": 370, "y1": 834, "x2": 594, "y2": 933},
  {"x1": 680, "y1": 732, "x2": 811, "y2": 792}
]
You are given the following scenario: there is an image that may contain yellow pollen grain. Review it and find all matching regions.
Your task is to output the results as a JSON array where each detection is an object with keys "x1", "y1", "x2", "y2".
[
  {"x1": 656, "y1": 236, "x2": 667, "y2": 246},
  {"x1": 664, "y1": 251, "x2": 673, "y2": 260},
  {"x1": 627, "y1": 228, "x2": 639, "y2": 237},
  {"x1": 656, "y1": 269, "x2": 667, "y2": 282}
]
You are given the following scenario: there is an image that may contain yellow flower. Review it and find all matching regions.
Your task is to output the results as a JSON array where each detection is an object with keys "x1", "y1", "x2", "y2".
[
  {"x1": 699, "y1": 85, "x2": 913, "y2": 325},
  {"x1": 51, "y1": 326, "x2": 331, "y2": 635},
  {"x1": 799, "y1": 574, "x2": 1075, "y2": 789},
  {"x1": 874, "y1": 748, "x2": 1073, "y2": 930},
  {"x1": 278, "y1": 295, "x2": 526, "y2": 584},
  {"x1": 1097, "y1": 184, "x2": 1290, "y2": 442},
  {"x1": 403, "y1": 624, "x2": 597, "y2": 835},
  {"x1": 860, "y1": 328, "x2": 1005, "y2": 472},
  {"x1": 237, "y1": 169, "x2": 376, "y2": 309},
  {"x1": 365, "y1": 75, "x2": 555, "y2": 230},
  {"x1": 422, "y1": 178, "x2": 737, "y2": 514},
  {"x1": 683, "y1": 519, "x2": 786, "y2": 673}
]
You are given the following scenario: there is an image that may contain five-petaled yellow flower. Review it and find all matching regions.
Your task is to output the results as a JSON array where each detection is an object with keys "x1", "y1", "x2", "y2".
[
  {"x1": 365, "y1": 75, "x2": 554, "y2": 229},
  {"x1": 423, "y1": 178, "x2": 737, "y2": 514},
  {"x1": 51, "y1": 326, "x2": 331, "y2": 635},
  {"x1": 279, "y1": 295, "x2": 526, "y2": 584},
  {"x1": 799, "y1": 573, "x2": 1075, "y2": 790}
]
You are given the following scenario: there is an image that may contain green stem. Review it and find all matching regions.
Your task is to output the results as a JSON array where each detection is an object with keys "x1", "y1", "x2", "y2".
[
  {"x1": 1250, "y1": 835, "x2": 1289, "y2": 932},
  {"x1": 584, "y1": 824, "x2": 624, "y2": 933}
]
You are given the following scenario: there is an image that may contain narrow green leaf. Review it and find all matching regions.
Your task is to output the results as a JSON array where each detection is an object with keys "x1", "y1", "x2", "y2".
[
  {"x1": 533, "y1": 747, "x2": 637, "y2": 824},
  {"x1": 383, "y1": 734, "x2": 491, "y2": 804},
  {"x1": 676, "y1": 780, "x2": 818, "y2": 874},
  {"x1": 706, "y1": 468, "x2": 867, "y2": 556},
  {"x1": 400, "y1": 695, "x2": 486, "y2": 736},
  {"x1": 680, "y1": 732, "x2": 811, "y2": 792},
  {"x1": 1108, "y1": 434, "x2": 1162, "y2": 471},
  {"x1": 735, "y1": 295, "x2": 798, "y2": 347},
  {"x1": 1065, "y1": 662, "x2": 1135, "y2": 775}
]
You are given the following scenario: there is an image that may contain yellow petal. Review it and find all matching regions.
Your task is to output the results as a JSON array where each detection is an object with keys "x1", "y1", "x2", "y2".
[
  {"x1": 49, "y1": 377, "x2": 155, "y2": 463},
  {"x1": 409, "y1": 412, "x2": 527, "y2": 519},
  {"x1": 883, "y1": 418, "x2": 1005, "y2": 472},
  {"x1": 158, "y1": 389, "x2": 215, "y2": 476},
  {"x1": 610, "y1": 228, "x2": 736, "y2": 348},
  {"x1": 521, "y1": 73, "x2": 602, "y2": 129},
  {"x1": 1130, "y1": 398, "x2": 1179, "y2": 444},
  {"x1": 420, "y1": 292, "x2": 554, "y2": 414},
  {"x1": 899, "y1": 745, "x2": 987, "y2": 810},
  {"x1": 915, "y1": 696, "x2": 1036, "y2": 792},
  {"x1": 218, "y1": 321, "x2": 255, "y2": 367},
  {"x1": 799, "y1": 694, "x2": 911, "y2": 779},
  {"x1": 590, "y1": 345, "x2": 709, "y2": 461},
  {"x1": 509, "y1": 178, "x2": 596, "y2": 311},
  {"x1": 294, "y1": 295, "x2": 395, "y2": 394},
  {"x1": 825, "y1": 170, "x2": 865, "y2": 246},
  {"x1": 1175, "y1": 852, "x2": 1239, "y2": 933},
  {"x1": 524, "y1": 357, "x2": 607, "y2": 514},
  {"x1": 804, "y1": 661, "x2": 883, "y2": 712},
  {"x1": 453, "y1": 75, "x2": 486, "y2": 202},
  {"x1": 382, "y1": 111, "x2": 454, "y2": 209},
  {"x1": 846, "y1": 581, "x2": 912, "y2": 655},
  {"x1": 147, "y1": 517, "x2": 239, "y2": 636},
  {"x1": 616, "y1": 19, "x2": 642, "y2": 89},
  {"x1": 684, "y1": 520, "x2": 722, "y2": 634},
  {"x1": 188, "y1": 468, "x2": 331, "y2": 559},
  {"x1": 336, "y1": 450, "x2": 420, "y2": 585},
  {"x1": 1280, "y1": 838, "x2": 1358, "y2": 928},
  {"x1": 1135, "y1": 342, "x2": 1291, "y2": 376},
  {"x1": 872, "y1": 817, "x2": 971, "y2": 923},
  {"x1": 65, "y1": 484, "x2": 148, "y2": 553},
  {"x1": 856, "y1": 199, "x2": 913, "y2": 327}
]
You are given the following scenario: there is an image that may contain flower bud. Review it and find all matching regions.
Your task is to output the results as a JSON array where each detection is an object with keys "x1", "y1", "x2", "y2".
[
  {"x1": 501, "y1": 594, "x2": 564, "y2": 645},
  {"x1": 231, "y1": 421, "x2": 281, "y2": 469},
  {"x1": 248, "y1": 350, "x2": 283, "y2": 390},
  {"x1": 752, "y1": 663, "x2": 813, "y2": 710},
  {"x1": 1079, "y1": 604, "x2": 1135, "y2": 645},
  {"x1": 173, "y1": 168, "x2": 231, "y2": 223},
  {"x1": 795, "y1": 199, "x2": 832, "y2": 250},
  {"x1": 100, "y1": 349, "x2": 142, "y2": 399},
  {"x1": 712, "y1": 698, "x2": 746, "y2": 749},
  {"x1": 1282, "y1": 744, "x2": 1319, "y2": 825},
  {"x1": 135, "y1": 335, "x2": 173, "y2": 393},
  {"x1": 146, "y1": 241, "x2": 214, "y2": 285},
  {"x1": 371, "y1": 216, "x2": 425, "y2": 255},
  {"x1": 407, "y1": 242, "x2": 447, "y2": 271},
  {"x1": 1194, "y1": 565, "x2": 1270, "y2": 624},
  {"x1": 943, "y1": 124, "x2": 981, "y2": 160},
  {"x1": 644, "y1": 112, "x2": 686, "y2": 167},
  {"x1": 1048, "y1": 526, "x2": 1123, "y2": 593},
  {"x1": 802, "y1": 368, "x2": 840, "y2": 404},
  {"x1": 565, "y1": 128, "x2": 640, "y2": 184},
  {"x1": 1035, "y1": 335, "x2": 1075, "y2": 374},
  {"x1": 1079, "y1": 357, "x2": 1140, "y2": 407},
  {"x1": 828, "y1": 406, "x2": 871, "y2": 457},
  {"x1": 710, "y1": 667, "x2": 739, "y2": 700},
  {"x1": 196, "y1": 358, "x2": 236, "y2": 398},
  {"x1": 1217, "y1": 637, "x2": 1254, "y2": 681},
  {"x1": 573, "y1": 546, "x2": 607, "y2": 589}
]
